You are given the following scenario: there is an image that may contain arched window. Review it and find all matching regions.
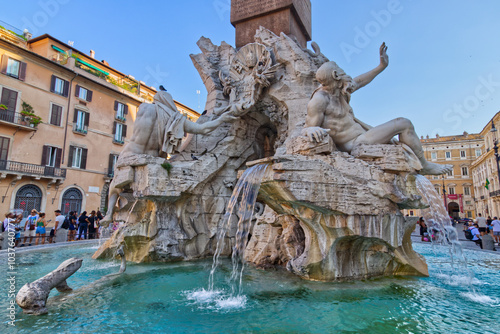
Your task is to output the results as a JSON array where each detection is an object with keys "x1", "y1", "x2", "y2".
[
  {"x1": 14, "y1": 185, "x2": 42, "y2": 217},
  {"x1": 61, "y1": 188, "x2": 83, "y2": 215}
]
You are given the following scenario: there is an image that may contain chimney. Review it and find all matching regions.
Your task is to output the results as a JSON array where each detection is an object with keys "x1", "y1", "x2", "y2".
[
  {"x1": 90, "y1": 50, "x2": 95, "y2": 58},
  {"x1": 436, "y1": 134, "x2": 440, "y2": 138},
  {"x1": 426, "y1": 135, "x2": 429, "y2": 139}
]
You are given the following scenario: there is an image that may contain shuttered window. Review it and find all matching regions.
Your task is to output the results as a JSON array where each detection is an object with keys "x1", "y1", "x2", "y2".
[
  {"x1": 75, "y1": 85, "x2": 93, "y2": 102},
  {"x1": 50, "y1": 75, "x2": 69, "y2": 97},
  {"x1": 0, "y1": 55, "x2": 26, "y2": 81},
  {"x1": 41, "y1": 145, "x2": 62, "y2": 168},
  {"x1": 67, "y1": 145, "x2": 87, "y2": 169},
  {"x1": 0, "y1": 137, "x2": 10, "y2": 161},
  {"x1": 50, "y1": 104, "x2": 63, "y2": 126}
]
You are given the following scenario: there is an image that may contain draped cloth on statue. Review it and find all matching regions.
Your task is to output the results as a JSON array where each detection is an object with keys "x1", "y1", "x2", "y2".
[{"x1": 154, "y1": 92, "x2": 187, "y2": 157}]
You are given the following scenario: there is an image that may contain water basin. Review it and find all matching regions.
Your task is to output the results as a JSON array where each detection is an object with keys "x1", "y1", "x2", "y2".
[{"x1": 1, "y1": 243, "x2": 499, "y2": 333}]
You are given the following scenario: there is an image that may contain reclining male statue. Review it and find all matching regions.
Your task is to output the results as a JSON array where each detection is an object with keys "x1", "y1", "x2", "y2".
[
  {"x1": 302, "y1": 43, "x2": 452, "y2": 175},
  {"x1": 101, "y1": 91, "x2": 238, "y2": 226}
]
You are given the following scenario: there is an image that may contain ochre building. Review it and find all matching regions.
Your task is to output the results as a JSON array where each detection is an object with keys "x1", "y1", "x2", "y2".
[{"x1": 0, "y1": 26, "x2": 198, "y2": 218}]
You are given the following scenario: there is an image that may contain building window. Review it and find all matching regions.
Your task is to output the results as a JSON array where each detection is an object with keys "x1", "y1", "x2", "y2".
[
  {"x1": 448, "y1": 187, "x2": 455, "y2": 195},
  {"x1": 41, "y1": 145, "x2": 61, "y2": 168},
  {"x1": 467, "y1": 211, "x2": 472, "y2": 218},
  {"x1": 447, "y1": 169, "x2": 453, "y2": 177},
  {"x1": 475, "y1": 149, "x2": 482, "y2": 157},
  {"x1": 73, "y1": 109, "x2": 89, "y2": 134},
  {"x1": 14, "y1": 184, "x2": 42, "y2": 218},
  {"x1": 431, "y1": 152, "x2": 437, "y2": 160},
  {"x1": 50, "y1": 103, "x2": 63, "y2": 126},
  {"x1": 0, "y1": 87, "x2": 18, "y2": 123},
  {"x1": 75, "y1": 85, "x2": 93, "y2": 102},
  {"x1": 113, "y1": 121, "x2": 127, "y2": 144},
  {"x1": 445, "y1": 151, "x2": 451, "y2": 159},
  {"x1": 462, "y1": 167, "x2": 468, "y2": 176},
  {"x1": 114, "y1": 101, "x2": 128, "y2": 121},
  {"x1": 460, "y1": 150, "x2": 466, "y2": 158},
  {"x1": 409, "y1": 210, "x2": 414, "y2": 216},
  {"x1": 434, "y1": 186, "x2": 440, "y2": 195},
  {"x1": 464, "y1": 186, "x2": 471, "y2": 196},
  {"x1": 61, "y1": 188, "x2": 83, "y2": 215},
  {"x1": 108, "y1": 154, "x2": 119, "y2": 177},
  {"x1": 68, "y1": 145, "x2": 88, "y2": 169},
  {"x1": 1, "y1": 55, "x2": 26, "y2": 81},
  {"x1": 50, "y1": 75, "x2": 69, "y2": 97},
  {"x1": 0, "y1": 136, "x2": 10, "y2": 160}
]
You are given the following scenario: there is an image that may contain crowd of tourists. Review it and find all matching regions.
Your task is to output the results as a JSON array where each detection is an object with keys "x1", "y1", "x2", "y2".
[
  {"x1": 416, "y1": 213, "x2": 499, "y2": 251},
  {"x1": 2, "y1": 209, "x2": 107, "y2": 247}
]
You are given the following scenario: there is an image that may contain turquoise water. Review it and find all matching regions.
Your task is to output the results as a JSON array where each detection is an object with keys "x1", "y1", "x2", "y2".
[{"x1": 1, "y1": 243, "x2": 499, "y2": 334}]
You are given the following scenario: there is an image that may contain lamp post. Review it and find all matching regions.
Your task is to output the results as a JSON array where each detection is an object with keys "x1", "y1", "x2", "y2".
[
  {"x1": 442, "y1": 174, "x2": 447, "y2": 211},
  {"x1": 490, "y1": 121, "x2": 500, "y2": 190}
]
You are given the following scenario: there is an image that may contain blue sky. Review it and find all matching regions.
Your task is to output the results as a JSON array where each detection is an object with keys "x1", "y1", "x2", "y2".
[{"x1": 2, "y1": 0, "x2": 499, "y2": 137}]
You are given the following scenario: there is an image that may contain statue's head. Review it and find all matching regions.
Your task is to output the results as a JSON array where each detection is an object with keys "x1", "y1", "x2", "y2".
[
  {"x1": 316, "y1": 61, "x2": 356, "y2": 96},
  {"x1": 154, "y1": 91, "x2": 178, "y2": 111}
]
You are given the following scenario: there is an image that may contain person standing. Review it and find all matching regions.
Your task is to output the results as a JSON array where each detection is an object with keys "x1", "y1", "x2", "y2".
[
  {"x1": 417, "y1": 217, "x2": 429, "y2": 242},
  {"x1": 67, "y1": 211, "x2": 76, "y2": 241},
  {"x1": 96, "y1": 210, "x2": 103, "y2": 239},
  {"x1": 50, "y1": 210, "x2": 66, "y2": 243},
  {"x1": 35, "y1": 212, "x2": 47, "y2": 245},
  {"x1": 475, "y1": 213, "x2": 487, "y2": 233},
  {"x1": 21, "y1": 209, "x2": 39, "y2": 246},
  {"x1": 88, "y1": 211, "x2": 96, "y2": 239},
  {"x1": 77, "y1": 211, "x2": 89, "y2": 240},
  {"x1": 491, "y1": 217, "x2": 500, "y2": 245}
]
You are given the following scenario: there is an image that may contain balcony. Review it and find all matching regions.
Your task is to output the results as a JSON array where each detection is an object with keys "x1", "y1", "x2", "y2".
[
  {"x1": 490, "y1": 190, "x2": 500, "y2": 197},
  {"x1": 73, "y1": 124, "x2": 88, "y2": 135},
  {"x1": 113, "y1": 136, "x2": 124, "y2": 145},
  {"x1": 0, "y1": 160, "x2": 66, "y2": 185},
  {"x1": 0, "y1": 110, "x2": 37, "y2": 131},
  {"x1": 115, "y1": 115, "x2": 126, "y2": 122}
]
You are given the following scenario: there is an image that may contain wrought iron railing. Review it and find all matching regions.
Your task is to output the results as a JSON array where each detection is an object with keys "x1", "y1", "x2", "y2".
[
  {"x1": 113, "y1": 136, "x2": 124, "y2": 145},
  {"x1": 0, "y1": 110, "x2": 37, "y2": 128},
  {"x1": 490, "y1": 190, "x2": 500, "y2": 197},
  {"x1": 73, "y1": 123, "x2": 88, "y2": 134},
  {"x1": 0, "y1": 160, "x2": 66, "y2": 177}
]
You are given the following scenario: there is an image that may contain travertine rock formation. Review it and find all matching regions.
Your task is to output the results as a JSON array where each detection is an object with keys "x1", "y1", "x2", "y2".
[{"x1": 94, "y1": 27, "x2": 429, "y2": 281}]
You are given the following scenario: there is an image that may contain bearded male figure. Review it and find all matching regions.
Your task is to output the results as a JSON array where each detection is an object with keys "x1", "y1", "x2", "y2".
[
  {"x1": 302, "y1": 43, "x2": 452, "y2": 175},
  {"x1": 101, "y1": 91, "x2": 238, "y2": 226}
]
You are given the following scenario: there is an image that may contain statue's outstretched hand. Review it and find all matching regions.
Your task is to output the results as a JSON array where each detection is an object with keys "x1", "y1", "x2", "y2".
[
  {"x1": 379, "y1": 42, "x2": 388, "y2": 68},
  {"x1": 302, "y1": 126, "x2": 328, "y2": 143},
  {"x1": 219, "y1": 110, "x2": 239, "y2": 123}
]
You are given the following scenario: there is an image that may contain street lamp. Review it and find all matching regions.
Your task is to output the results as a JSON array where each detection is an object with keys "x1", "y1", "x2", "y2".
[
  {"x1": 442, "y1": 174, "x2": 447, "y2": 210},
  {"x1": 490, "y1": 121, "x2": 500, "y2": 190}
]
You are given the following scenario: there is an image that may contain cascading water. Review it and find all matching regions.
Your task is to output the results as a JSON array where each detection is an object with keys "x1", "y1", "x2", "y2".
[
  {"x1": 186, "y1": 164, "x2": 269, "y2": 309},
  {"x1": 414, "y1": 175, "x2": 475, "y2": 286}
]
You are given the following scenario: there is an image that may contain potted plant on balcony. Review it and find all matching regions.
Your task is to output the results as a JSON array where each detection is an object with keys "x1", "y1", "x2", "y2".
[
  {"x1": 21, "y1": 101, "x2": 42, "y2": 127},
  {"x1": 0, "y1": 104, "x2": 7, "y2": 110}
]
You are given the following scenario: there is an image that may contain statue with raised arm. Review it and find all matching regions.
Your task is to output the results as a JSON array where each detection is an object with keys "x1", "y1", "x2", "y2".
[
  {"x1": 302, "y1": 43, "x2": 452, "y2": 175},
  {"x1": 101, "y1": 91, "x2": 238, "y2": 226}
]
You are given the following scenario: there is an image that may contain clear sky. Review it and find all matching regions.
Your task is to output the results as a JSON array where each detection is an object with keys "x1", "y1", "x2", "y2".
[{"x1": 1, "y1": 0, "x2": 499, "y2": 137}]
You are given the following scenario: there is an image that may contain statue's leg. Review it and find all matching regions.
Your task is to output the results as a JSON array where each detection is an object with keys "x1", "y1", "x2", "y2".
[
  {"x1": 101, "y1": 182, "x2": 120, "y2": 227},
  {"x1": 354, "y1": 118, "x2": 452, "y2": 175}
]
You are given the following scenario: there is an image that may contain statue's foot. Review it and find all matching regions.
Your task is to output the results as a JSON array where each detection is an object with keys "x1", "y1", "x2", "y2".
[{"x1": 419, "y1": 161, "x2": 453, "y2": 175}]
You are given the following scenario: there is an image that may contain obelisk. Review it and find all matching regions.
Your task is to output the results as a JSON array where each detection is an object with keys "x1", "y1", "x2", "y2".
[{"x1": 230, "y1": 0, "x2": 312, "y2": 48}]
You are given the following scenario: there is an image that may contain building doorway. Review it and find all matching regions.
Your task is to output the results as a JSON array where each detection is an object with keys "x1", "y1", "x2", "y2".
[
  {"x1": 448, "y1": 202, "x2": 460, "y2": 219},
  {"x1": 61, "y1": 188, "x2": 83, "y2": 215},
  {"x1": 14, "y1": 184, "x2": 42, "y2": 217}
]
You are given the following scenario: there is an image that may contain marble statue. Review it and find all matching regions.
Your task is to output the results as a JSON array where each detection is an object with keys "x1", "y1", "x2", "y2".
[
  {"x1": 101, "y1": 91, "x2": 238, "y2": 226},
  {"x1": 302, "y1": 43, "x2": 452, "y2": 175},
  {"x1": 94, "y1": 28, "x2": 432, "y2": 281}
]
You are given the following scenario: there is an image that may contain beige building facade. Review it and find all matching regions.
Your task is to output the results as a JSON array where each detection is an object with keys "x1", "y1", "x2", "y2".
[
  {"x1": 0, "y1": 26, "x2": 198, "y2": 220},
  {"x1": 405, "y1": 132, "x2": 483, "y2": 219},
  {"x1": 471, "y1": 111, "x2": 500, "y2": 218}
]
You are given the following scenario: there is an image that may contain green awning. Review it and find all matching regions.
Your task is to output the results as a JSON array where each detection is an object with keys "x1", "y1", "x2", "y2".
[
  {"x1": 51, "y1": 44, "x2": 67, "y2": 54},
  {"x1": 76, "y1": 58, "x2": 110, "y2": 76}
]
